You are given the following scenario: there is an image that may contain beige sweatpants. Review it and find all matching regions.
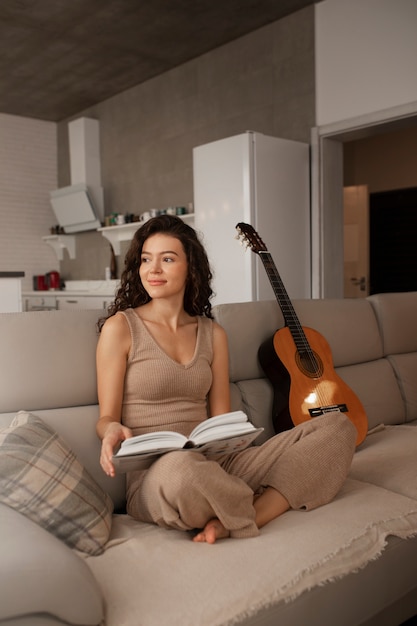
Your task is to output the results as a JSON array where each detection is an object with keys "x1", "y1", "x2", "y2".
[{"x1": 126, "y1": 412, "x2": 357, "y2": 538}]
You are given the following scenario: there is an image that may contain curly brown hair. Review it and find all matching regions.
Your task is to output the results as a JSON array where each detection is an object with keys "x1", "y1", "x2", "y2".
[{"x1": 98, "y1": 215, "x2": 214, "y2": 330}]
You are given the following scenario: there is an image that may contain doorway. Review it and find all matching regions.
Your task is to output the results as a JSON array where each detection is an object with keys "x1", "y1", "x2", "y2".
[
  {"x1": 311, "y1": 101, "x2": 417, "y2": 298},
  {"x1": 369, "y1": 186, "x2": 417, "y2": 294},
  {"x1": 343, "y1": 185, "x2": 417, "y2": 297},
  {"x1": 343, "y1": 185, "x2": 369, "y2": 298}
]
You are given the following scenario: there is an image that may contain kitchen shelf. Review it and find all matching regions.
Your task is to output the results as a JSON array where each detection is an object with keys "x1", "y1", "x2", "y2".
[
  {"x1": 98, "y1": 214, "x2": 195, "y2": 255},
  {"x1": 42, "y1": 235, "x2": 76, "y2": 261}
]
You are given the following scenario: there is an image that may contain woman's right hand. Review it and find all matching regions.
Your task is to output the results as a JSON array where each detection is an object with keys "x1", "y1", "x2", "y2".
[{"x1": 100, "y1": 421, "x2": 133, "y2": 477}]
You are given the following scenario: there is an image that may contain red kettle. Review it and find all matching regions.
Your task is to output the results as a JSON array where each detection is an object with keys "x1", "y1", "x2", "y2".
[{"x1": 45, "y1": 271, "x2": 60, "y2": 290}]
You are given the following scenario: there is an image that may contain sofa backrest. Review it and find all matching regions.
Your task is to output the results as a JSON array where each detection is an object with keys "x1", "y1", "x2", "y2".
[
  {"x1": 213, "y1": 294, "x2": 417, "y2": 438},
  {"x1": 0, "y1": 309, "x2": 126, "y2": 510},
  {"x1": 212, "y1": 300, "x2": 284, "y2": 442},
  {"x1": 368, "y1": 291, "x2": 417, "y2": 423},
  {"x1": 0, "y1": 309, "x2": 100, "y2": 413},
  {"x1": 1, "y1": 293, "x2": 416, "y2": 509},
  {"x1": 292, "y1": 297, "x2": 406, "y2": 429}
]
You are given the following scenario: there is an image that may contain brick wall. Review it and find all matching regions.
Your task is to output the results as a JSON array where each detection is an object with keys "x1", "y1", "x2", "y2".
[{"x1": 0, "y1": 113, "x2": 57, "y2": 291}]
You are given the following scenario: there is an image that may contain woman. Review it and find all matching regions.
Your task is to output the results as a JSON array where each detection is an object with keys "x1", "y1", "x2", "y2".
[{"x1": 96, "y1": 215, "x2": 356, "y2": 543}]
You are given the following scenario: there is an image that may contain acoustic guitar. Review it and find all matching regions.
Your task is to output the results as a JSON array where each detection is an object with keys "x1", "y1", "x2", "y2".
[{"x1": 236, "y1": 222, "x2": 368, "y2": 446}]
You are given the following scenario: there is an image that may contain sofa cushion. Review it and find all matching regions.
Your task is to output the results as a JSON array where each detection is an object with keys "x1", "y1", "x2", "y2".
[
  {"x1": 368, "y1": 293, "x2": 417, "y2": 423},
  {"x1": 337, "y1": 360, "x2": 406, "y2": 429},
  {"x1": 213, "y1": 299, "x2": 384, "y2": 384},
  {"x1": 0, "y1": 411, "x2": 113, "y2": 555},
  {"x1": 84, "y1": 480, "x2": 417, "y2": 626},
  {"x1": 0, "y1": 503, "x2": 103, "y2": 625},
  {"x1": 368, "y1": 291, "x2": 417, "y2": 355},
  {"x1": 236, "y1": 378, "x2": 276, "y2": 441},
  {"x1": 214, "y1": 299, "x2": 404, "y2": 435},
  {"x1": 31, "y1": 405, "x2": 126, "y2": 512},
  {"x1": 0, "y1": 309, "x2": 100, "y2": 413},
  {"x1": 294, "y1": 297, "x2": 383, "y2": 367},
  {"x1": 350, "y1": 424, "x2": 417, "y2": 501},
  {"x1": 213, "y1": 300, "x2": 284, "y2": 382},
  {"x1": 387, "y1": 353, "x2": 417, "y2": 423}
]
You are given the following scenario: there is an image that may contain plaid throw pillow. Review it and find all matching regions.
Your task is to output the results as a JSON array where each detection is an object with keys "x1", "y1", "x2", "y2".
[{"x1": 0, "y1": 411, "x2": 113, "y2": 555}]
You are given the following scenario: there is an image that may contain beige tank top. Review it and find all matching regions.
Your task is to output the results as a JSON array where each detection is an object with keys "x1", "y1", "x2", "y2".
[{"x1": 120, "y1": 308, "x2": 213, "y2": 438}]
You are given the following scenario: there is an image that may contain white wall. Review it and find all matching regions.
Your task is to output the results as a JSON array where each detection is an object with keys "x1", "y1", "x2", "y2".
[
  {"x1": 315, "y1": 0, "x2": 417, "y2": 126},
  {"x1": 0, "y1": 114, "x2": 57, "y2": 291}
]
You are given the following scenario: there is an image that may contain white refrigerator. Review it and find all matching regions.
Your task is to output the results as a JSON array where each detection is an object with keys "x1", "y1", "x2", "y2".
[{"x1": 193, "y1": 131, "x2": 311, "y2": 306}]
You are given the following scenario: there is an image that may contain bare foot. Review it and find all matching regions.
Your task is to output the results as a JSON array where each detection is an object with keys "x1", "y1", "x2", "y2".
[{"x1": 192, "y1": 519, "x2": 230, "y2": 544}]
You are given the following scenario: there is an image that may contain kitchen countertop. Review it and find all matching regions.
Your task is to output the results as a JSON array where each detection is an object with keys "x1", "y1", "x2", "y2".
[
  {"x1": 23, "y1": 279, "x2": 119, "y2": 298},
  {"x1": 0, "y1": 272, "x2": 25, "y2": 278}
]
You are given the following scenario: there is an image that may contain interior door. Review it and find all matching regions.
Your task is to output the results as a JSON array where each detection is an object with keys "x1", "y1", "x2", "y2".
[{"x1": 343, "y1": 185, "x2": 369, "y2": 298}]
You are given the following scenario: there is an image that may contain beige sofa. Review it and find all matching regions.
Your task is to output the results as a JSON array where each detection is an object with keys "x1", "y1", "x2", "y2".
[{"x1": 0, "y1": 292, "x2": 417, "y2": 626}]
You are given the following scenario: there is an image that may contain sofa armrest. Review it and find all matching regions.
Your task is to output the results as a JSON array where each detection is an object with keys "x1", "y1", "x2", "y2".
[{"x1": 0, "y1": 504, "x2": 103, "y2": 626}]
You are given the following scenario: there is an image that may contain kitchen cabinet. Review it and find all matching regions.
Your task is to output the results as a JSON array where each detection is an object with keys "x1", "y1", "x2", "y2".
[
  {"x1": 24, "y1": 294, "x2": 57, "y2": 311},
  {"x1": 56, "y1": 295, "x2": 110, "y2": 311},
  {"x1": 23, "y1": 280, "x2": 118, "y2": 312},
  {"x1": 24, "y1": 294, "x2": 110, "y2": 312},
  {"x1": 0, "y1": 273, "x2": 24, "y2": 312}
]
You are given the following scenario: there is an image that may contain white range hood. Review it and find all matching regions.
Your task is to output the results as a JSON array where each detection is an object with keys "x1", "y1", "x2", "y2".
[
  {"x1": 50, "y1": 117, "x2": 104, "y2": 233},
  {"x1": 50, "y1": 183, "x2": 102, "y2": 233}
]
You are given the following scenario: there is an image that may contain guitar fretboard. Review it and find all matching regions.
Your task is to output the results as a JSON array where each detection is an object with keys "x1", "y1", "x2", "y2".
[{"x1": 259, "y1": 251, "x2": 310, "y2": 354}]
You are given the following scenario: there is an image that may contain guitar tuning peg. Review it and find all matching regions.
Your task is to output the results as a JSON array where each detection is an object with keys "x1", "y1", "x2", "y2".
[{"x1": 235, "y1": 232, "x2": 248, "y2": 249}]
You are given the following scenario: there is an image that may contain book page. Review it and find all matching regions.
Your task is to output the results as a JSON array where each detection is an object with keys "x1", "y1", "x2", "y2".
[
  {"x1": 111, "y1": 410, "x2": 263, "y2": 473},
  {"x1": 195, "y1": 429, "x2": 263, "y2": 457},
  {"x1": 116, "y1": 430, "x2": 187, "y2": 456},
  {"x1": 112, "y1": 428, "x2": 263, "y2": 473},
  {"x1": 190, "y1": 410, "x2": 248, "y2": 438},
  {"x1": 191, "y1": 421, "x2": 260, "y2": 445}
]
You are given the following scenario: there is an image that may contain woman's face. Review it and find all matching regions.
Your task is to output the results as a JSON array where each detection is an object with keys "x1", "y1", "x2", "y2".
[{"x1": 139, "y1": 233, "x2": 189, "y2": 301}]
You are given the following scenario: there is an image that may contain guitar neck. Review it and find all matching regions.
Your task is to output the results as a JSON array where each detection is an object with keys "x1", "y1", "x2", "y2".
[{"x1": 259, "y1": 251, "x2": 307, "y2": 350}]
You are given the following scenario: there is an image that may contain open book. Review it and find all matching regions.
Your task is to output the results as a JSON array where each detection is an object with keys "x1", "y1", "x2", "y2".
[{"x1": 112, "y1": 410, "x2": 263, "y2": 473}]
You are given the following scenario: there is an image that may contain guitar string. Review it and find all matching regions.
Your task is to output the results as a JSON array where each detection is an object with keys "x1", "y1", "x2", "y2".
[
  {"x1": 259, "y1": 251, "x2": 331, "y2": 409},
  {"x1": 238, "y1": 228, "x2": 365, "y2": 440},
  {"x1": 239, "y1": 229, "x2": 366, "y2": 436},
  {"x1": 238, "y1": 230, "x2": 330, "y2": 409}
]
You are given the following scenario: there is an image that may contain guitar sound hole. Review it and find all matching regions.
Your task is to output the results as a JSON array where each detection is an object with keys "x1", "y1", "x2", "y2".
[{"x1": 296, "y1": 350, "x2": 324, "y2": 378}]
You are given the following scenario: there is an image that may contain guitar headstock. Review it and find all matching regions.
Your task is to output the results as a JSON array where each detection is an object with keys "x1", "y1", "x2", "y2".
[{"x1": 236, "y1": 222, "x2": 268, "y2": 255}]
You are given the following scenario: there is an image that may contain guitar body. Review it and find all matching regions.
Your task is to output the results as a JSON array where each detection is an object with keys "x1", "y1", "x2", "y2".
[
  {"x1": 236, "y1": 222, "x2": 368, "y2": 447},
  {"x1": 261, "y1": 325, "x2": 368, "y2": 446}
]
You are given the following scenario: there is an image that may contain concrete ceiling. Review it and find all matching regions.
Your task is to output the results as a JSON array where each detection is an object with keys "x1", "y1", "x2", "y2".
[{"x1": 0, "y1": 0, "x2": 317, "y2": 122}]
